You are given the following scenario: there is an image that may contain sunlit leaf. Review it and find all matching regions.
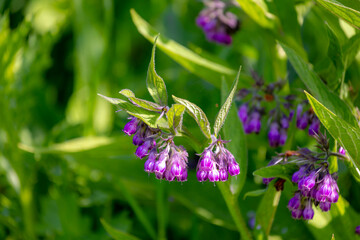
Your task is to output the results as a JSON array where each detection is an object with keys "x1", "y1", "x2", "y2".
[
  {"x1": 172, "y1": 95, "x2": 211, "y2": 139},
  {"x1": 214, "y1": 67, "x2": 241, "y2": 137},
  {"x1": 98, "y1": 94, "x2": 168, "y2": 130},
  {"x1": 280, "y1": 42, "x2": 357, "y2": 126},
  {"x1": 166, "y1": 104, "x2": 185, "y2": 134},
  {"x1": 119, "y1": 89, "x2": 162, "y2": 112},
  {"x1": 305, "y1": 92, "x2": 360, "y2": 181},
  {"x1": 315, "y1": 0, "x2": 360, "y2": 29},
  {"x1": 236, "y1": 0, "x2": 277, "y2": 29}
]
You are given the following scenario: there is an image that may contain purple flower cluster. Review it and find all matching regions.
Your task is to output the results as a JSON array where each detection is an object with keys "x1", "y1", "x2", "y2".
[
  {"x1": 296, "y1": 103, "x2": 320, "y2": 136},
  {"x1": 356, "y1": 225, "x2": 360, "y2": 235},
  {"x1": 268, "y1": 112, "x2": 293, "y2": 147},
  {"x1": 124, "y1": 117, "x2": 188, "y2": 182},
  {"x1": 261, "y1": 133, "x2": 344, "y2": 220},
  {"x1": 237, "y1": 74, "x2": 296, "y2": 147},
  {"x1": 196, "y1": 138, "x2": 240, "y2": 182},
  {"x1": 288, "y1": 166, "x2": 339, "y2": 220},
  {"x1": 196, "y1": 0, "x2": 239, "y2": 45}
]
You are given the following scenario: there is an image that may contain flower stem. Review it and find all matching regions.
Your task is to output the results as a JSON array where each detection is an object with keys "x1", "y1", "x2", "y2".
[{"x1": 217, "y1": 182, "x2": 252, "y2": 240}]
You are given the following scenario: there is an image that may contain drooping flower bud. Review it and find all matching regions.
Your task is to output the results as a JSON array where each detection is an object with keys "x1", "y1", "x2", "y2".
[
  {"x1": 302, "y1": 200, "x2": 314, "y2": 220},
  {"x1": 319, "y1": 202, "x2": 331, "y2": 212},
  {"x1": 288, "y1": 193, "x2": 301, "y2": 211},
  {"x1": 123, "y1": 118, "x2": 139, "y2": 136}
]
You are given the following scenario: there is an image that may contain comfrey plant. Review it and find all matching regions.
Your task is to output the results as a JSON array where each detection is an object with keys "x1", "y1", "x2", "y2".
[
  {"x1": 99, "y1": 37, "x2": 241, "y2": 183},
  {"x1": 237, "y1": 71, "x2": 320, "y2": 147},
  {"x1": 260, "y1": 133, "x2": 347, "y2": 220},
  {"x1": 196, "y1": 0, "x2": 240, "y2": 45}
]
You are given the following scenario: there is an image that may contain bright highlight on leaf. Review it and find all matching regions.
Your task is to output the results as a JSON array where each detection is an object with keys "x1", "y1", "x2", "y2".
[{"x1": 214, "y1": 66, "x2": 241, "y2": 137}]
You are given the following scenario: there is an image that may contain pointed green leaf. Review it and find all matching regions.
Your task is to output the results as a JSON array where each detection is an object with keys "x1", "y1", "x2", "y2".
[
  {"x1": 315, "y1": 0, "x2": 360, "y2": 29},
  {"x1": 305, "y1": 91, "x2": 360, "y2": 181},
  {"x1": 221, "y1": 79, "x2": 247, "y2": 196},
  {"x1": 236, "y1": 0, "x2": 277, "y2": 29},
  {"x1": 166, "y1": 104, "x2": 185, "y2": 134},
  {"x1": 279, "y1": 42, "x2": 357, "y2": 126},
  {"x1": 119, "y1": 89, "x2": 162, "y2": 112},
  {"x1": 214, "y1": 67, "x2": 241, "y2": 137},
  {"x1": 146, "y1": 36, "x2": 168, "y2": 106},
  {"x1": 253, "y1": 163, "x2": 298, "y2": 183},
  {"x1": 243, "y1": 189, "x2": 267, "y2": 199},
  {"x1": 172, "y1": 95, "x2": 211, "y2": 139},
  {"x1": 98, "y1": 94, "x2": 168, "y2": 130},
  {"x1": 254, "y1": 181, "x2": 281, "y2": 238},
  {"x1": 101, "y1": 219, "x2": 140, "y2": 240},
  {"x1": 130, "y1": 9, "x2": 245, "y2": 89}
]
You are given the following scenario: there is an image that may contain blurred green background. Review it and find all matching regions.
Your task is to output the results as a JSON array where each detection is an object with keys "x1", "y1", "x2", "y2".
[{"x1": 1, "y1": 0, "x2": 360, "y2": 239}]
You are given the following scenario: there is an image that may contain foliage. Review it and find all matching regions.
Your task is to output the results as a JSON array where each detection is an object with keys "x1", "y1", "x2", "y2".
[{"x1": 0, "y1": 0, "x2": 359, "y2": 240}]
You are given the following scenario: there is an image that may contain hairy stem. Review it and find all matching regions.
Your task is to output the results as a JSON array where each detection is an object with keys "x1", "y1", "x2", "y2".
[{"x1": 217, "y1": 182, "x2": 252, "y2": 240}]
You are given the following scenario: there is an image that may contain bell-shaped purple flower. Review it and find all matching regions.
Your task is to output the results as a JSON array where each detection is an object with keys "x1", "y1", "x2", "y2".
[
  {"x1": 319, "y1": 202, "x2": 331, "y2": 212},
  {"x1": 170, "y1": 161, "x2": 184, "y2": 178},
  {"x1": 199, "y1": 151, "x2": 214, "y2": 171},
  {"x1": 268, "y1": 123, "x2": 280, "y2": 147},
  {"x1": 356, "y1": 225, "x2": 360, "y2": 235},
  {"x1": 288, "y1": 193, "x2": 301, "y2": 211},
  {"x1": 302, "y1": 201, "x2": 314, "y2": 220},
  {"x1": 315, "y1": 174, "x2": 332, "y2": 202},
  {"x1": 296, "y1": 105, "x2": 309, "y2": 130},
  {"x1": 228, "y1": 161, "x2": 240, "y2": 176},
  {"x1": 208, "y1": 169, "x2": 220, "y2": 182},
  {"x1": 238, "y1": 104, "x2": 248, "y2": 123},
  {"x1": 135, "y1": 139, "x2": 154, "y2": 159},
  {"x1": 155, "y1": 172, "x2": 164, "y2": 180},
  {"x1": 219, "y1": 168, "x2": 228, "y2": 181},
  {"x1": 177, "y1": 170, "x2": 188, "y2": 182},
  {"x1": 123, "y1": 118, "x2": 139, "y2": 136},
  {"x1": 291, "y1": 208, "x2": 303, "y2": 220},
  {"x1": 279, "y1": 129, "x2": 287, "y2": 146},
  {"x1": 280, "y1": 115, "x2": 290, "y2": 129},
  {"x1": 298, "y1": 171, "x2": 317, "y2": 193},
  {"x1": 132, "y1": 132, "x2": 144, "y2": 146},
  {"x1": 292, "y1": 166, "x2": 307, "y2": 183},
  {"x1": 144, "y1": 152, "x2": 156, "y2": 173},
  {"x1": 164, "y1": 170, "x2": 175, "y2": 182},
  {"x1": 197, "y1": 170, "x2": 208, "y2": 182}
]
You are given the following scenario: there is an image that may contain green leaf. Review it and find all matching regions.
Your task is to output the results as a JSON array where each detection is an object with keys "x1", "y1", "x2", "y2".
[
  {"x1": 253, "y1": 163, "x2": 298, "y2": 183},
  {"x1": 172, "y1": 95, "x2": 211, "y2": 139},
  {"x1": 98, "y1": 94, "x2": 168, "y2": 129},
  {"x1": 119, "y1": 89, "x2": 162, "y2": 112},
  {"x1": 279, "y1": 42, "x2": 357, "y2": 126},
  {"x1": 343, "y1": 33, "x2": 360, "y2": 69},
  {"x1": 315, "y1": 0, "x2": 360, "y2": 29},
  {"x1": 305, "y1": 92, "x2": 360, "y2": 181},
  {"x1": 130, "y1": 9, "x2": 242, "y2": 89},
  {"x1": 236, "y1": 0, "x2": 277, "y2": 29},
  {"x1": 221, "y1": 79, "x2": 247, "y2": 196},
  {"x1": 325, "y1": 23, "x2": 344, "y2": 89},
  {"x1": 243, "y1": 189, "x2": 267, "y2": 199},
  {"x1": 166, "y1": 104, "x2": 185, "y2": 134},
  {"x1": 101, "y1": 219, "x2": 140, "y2": 240},
  {"x1": 146, "y1": 36, "x2": 168, "y2": 106},
  {"x1": 254, "y1": 181, "x2": 281, "y2": 237},
  {"x1": 214, "y1": 67, "x2": 241, "y2": 137}
]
